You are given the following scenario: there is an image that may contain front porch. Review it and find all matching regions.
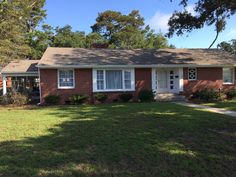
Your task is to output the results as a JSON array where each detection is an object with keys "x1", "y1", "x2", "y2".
[{"x1": 1, "y1": 60, "x2": 40, "y2": 103}]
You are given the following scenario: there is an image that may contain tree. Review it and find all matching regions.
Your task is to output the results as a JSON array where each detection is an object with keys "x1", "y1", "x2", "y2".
[
  {"x1": 145, "y1": 27, "x2": 170, "y2": 49},
  {"x1": 85, "y1": 32, "x2": 106, "y2": 48},
  {"x1": 0, "y1": 0, "x2": 46, "y2": 64},
  {"x1": 167, "y1": 0, "x2": 236, "y2": 48},
  {"x1": 91, "y1": 10, "x2": 144, "y2": 40},
  {"x1": 92, "y1": 10, "x2": 173, "y2": 49},
  {"x1": 52, "y1": 25, "x2": 86, "y2": 48},
  {"x1": 27, "y1": 24, "x2": 54, "y2": 59},
  {"x1": 110, "y1": 26, "x2": 146, "y2": 49},
  {"x1": 22, "y1": 0, "x2": 46, "y2": 33},
  {"x1": 91, "y1": 10, "x2": 146, "y2": 48},
  {"x1": 218, "y1": 39, "x2": 236, "y2": 54}
]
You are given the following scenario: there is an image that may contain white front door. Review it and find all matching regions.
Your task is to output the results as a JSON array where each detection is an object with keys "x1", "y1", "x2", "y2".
[{"x1": 155, "y1": 69, "x2": 179, "y2": 93}]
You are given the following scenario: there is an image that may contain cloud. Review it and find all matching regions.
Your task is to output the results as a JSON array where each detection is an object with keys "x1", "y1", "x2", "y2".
[
  {"x1": 147, "y1": 11, "x2": 171, "y2": 33},
  {"x1": 147, "y1": 4, "x2": 196, "y2": 33}
]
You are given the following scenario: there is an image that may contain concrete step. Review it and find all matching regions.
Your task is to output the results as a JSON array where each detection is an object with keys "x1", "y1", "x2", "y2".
[{"x1": 155, "y1": 93, "x2": 186, "y2": 102}]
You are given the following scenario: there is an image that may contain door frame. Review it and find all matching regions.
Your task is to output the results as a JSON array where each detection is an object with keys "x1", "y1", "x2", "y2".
[{"x1": 152, "y1": 68, "x2": 184, "y2": 94}]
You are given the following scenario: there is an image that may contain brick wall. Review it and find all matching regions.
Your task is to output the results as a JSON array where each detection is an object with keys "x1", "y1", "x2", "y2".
[
  {"x1": 183, "y1": 67, "x2": 236, "y2": 97},
  {"x1": 40, "y1": 69, "x2": 93, "y2": 104},
  {"x1": 40, "y1": 68, "x2": 152, "y2": 104}
]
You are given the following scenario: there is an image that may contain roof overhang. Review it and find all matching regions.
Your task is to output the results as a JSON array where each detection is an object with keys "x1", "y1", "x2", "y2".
[
  {"x1": 36, "y1": 64, "x2": 236, "y2": 69},
  {"x1": 1, "y1": 72, "x2": 39, "y2": 77}
]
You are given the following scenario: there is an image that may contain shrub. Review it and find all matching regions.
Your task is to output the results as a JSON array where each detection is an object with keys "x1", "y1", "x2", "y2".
[
  {"x1": 225, "y1": 89, "x2": 236, "y2": 100},
  {"x1": 95, "y1": 93, "x2": 108, "y2": 103},
  {"x1": 218, "y1": 92, "x2": 227, "y2": 101},
  {"x1": 192, "y1": 89, "x2": 219, "y2": 102},
  {"x1": 0, "y1": 95, "x2": 12, "y2": 105},
  {"x1": 45, "y1": 95, "x2": 60, "y2": 105},
  {"x1": 11, "y1": 92, "x2": 28, "y2": 106},
  {"x1": 119, "y1": 93, "x2": 133, "y2": 102},
  {"x1": 69, "y1": 94, "x2": 88, "y2": 105},
  {"x1": 138, "y1": 90, "x2": 154, "y2": 102},
  {"x1": 0, "y1": 92, "x2": 28, "y2": 106}
]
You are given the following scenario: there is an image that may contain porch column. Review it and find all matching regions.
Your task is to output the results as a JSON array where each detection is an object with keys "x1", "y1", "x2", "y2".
[{"x1": 2, "y1": 75, "x2": 7, "y2": 95}]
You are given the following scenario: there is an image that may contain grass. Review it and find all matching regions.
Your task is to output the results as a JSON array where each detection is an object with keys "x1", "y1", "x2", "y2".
[
  {"x1": 0, "y1": 103, "x2": 235, "y2": 177},
  {"x1": 204, "y1": 100, "x2": 236, "y2": 111}
]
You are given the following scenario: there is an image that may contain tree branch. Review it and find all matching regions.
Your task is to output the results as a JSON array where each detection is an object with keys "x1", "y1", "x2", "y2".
[{"x1": 208, "y1": 30, "x2": 219, "y2": 48}]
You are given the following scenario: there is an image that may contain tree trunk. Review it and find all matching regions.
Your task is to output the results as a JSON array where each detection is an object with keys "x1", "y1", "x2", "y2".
[{"x1": 208, "y1": 30, "x2": 219, "y2": 49}]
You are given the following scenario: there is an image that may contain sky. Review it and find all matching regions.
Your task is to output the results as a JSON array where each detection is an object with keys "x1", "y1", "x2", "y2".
[{"x1": 44, "y1": 0, "x2": 236, "y2": 48}]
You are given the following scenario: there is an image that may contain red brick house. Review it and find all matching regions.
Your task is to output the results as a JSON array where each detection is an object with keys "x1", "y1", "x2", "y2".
[{"x1": 2, "y1": 47, "x2": 236, "y2": 104}]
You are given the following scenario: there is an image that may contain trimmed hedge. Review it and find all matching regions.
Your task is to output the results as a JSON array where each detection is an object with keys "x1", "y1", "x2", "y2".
[
  {"x1": 225, "y1": 89, "x2": 236, "y2": 100},
  {"x1": 138, "y1": 90, "x2": 154, "y2": 102},
  {"x1": 94, "y1": 93, "x2": 108, "y2": 103},
  {"x1": 192, "y1": 89, "x2": 219, "y2": 102},
  {"x1": 119, "y1": 93, "x2": 133, "y2": 102},
  {"x1": 45, "y1": 95, "x2": 60, "y2": 105}
]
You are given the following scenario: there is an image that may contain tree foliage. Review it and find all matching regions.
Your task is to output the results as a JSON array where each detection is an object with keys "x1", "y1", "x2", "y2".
[
  {"x1": 27, "y1": 24, "x2": 54, "y2": 59},
  {"x1": 168, "y1": 0, "x2": 236, "y2": 48},
  {"x1": 218, "y1": 39, "x2": 236, "y2": 54},
  {"x1": 28, "y1": 10, "x2": 173, "y2": 57},
  {"x1": 92, "y1": 10, "x2": 173, "y2": 49},
  {"x1": 0, "y1": 0, "x2": 46, "y2": 63},
  {"x1": 53, "y1": 25, "x2": 86, "y2": 48},
  {"x1": 0, "y1": 6, "x2": 174, "y2": 64}
]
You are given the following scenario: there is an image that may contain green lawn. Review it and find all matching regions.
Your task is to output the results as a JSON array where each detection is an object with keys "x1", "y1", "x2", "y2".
[
  {"x1": 204, "y1": 100, "x2": 236, "y2": 111},
  {"x1": 0, "y1": 103, "x2": 236, "y2": 177}
]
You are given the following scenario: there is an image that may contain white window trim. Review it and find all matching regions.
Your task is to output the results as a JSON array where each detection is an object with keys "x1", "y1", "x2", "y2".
[
  {"x1": 188, "y1": 68, "x2": 197, "y2": 81},
  {"x1": 223, "y1": 67, "x2": 235, "y2": 85},
  {"x1": 57, "y1": 69, "x2": 75, "y2": 89},
  {"x1": 92, "y1": 68, "x2": 135, "y2": 92}
]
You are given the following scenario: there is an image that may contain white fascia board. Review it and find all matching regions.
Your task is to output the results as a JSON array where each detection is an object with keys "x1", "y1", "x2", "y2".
[
  {"x1": 1, "y1": 72, "x2": 39, "y2": 77},
  {"x1": 37, "y1": 64, "x2": 236, "y2": 69}
]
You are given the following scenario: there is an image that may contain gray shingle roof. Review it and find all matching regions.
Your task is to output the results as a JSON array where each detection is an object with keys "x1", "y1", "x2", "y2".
[
  {"x1": 1, "y1": 60, "x2": 39, "y2": 74},
  {"x1": 37, "y1": 47, "x2": 236, "y2": 67}
]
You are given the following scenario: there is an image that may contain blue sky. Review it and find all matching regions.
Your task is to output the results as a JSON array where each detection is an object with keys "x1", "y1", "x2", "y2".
[{"x1": 44, "y1": 0, "x2": 236, "y2": 48}]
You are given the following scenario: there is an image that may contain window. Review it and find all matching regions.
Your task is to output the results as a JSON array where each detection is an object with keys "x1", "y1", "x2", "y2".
[
  {"x1": 93, "y1": 69, "x2": 134, "y2": 91},
  {"x1": 58, "y1": 69, "x2": 74, "y2": 89},
  {"x1": 223, "y1": 68, "x2": 234, "y2": 84},
  {"x1": 188, "y1": 68, "x2": 197, "y2": 81}
]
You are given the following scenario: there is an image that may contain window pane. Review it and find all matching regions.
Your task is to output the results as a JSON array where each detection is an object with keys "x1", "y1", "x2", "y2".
[
  {"x1": 97, "y1": 70, "x2": 104, "y2": 80},
  {"x1": 97, "y1": 70, "x2": 104, "y2": 90},
  {"x1": 59, "y1": 70, "x2": 74, "y2": 88},
  {"x1": 106, "y1": 70, "x2": 122, "y2": 89},
  {"x1": 223, "y1": 68, "x2": 233, "y2": 83},
  {"x1": 125, "y1": 80, "x2": 131, "y2": 89},
  {"x1": 97, "y1": 81, "x2": 104, "y2": 90},
  {"x1": 124, "y1": 71, "x2": 131, "y2": 89}
]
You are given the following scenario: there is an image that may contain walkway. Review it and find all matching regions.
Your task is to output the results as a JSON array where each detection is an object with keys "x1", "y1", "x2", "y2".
[{"x1": 175, "y1": 102, "x2": 236, "y2": 117}]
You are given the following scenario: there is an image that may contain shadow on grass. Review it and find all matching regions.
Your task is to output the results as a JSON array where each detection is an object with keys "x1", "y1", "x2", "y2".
[{"x1": 0, "y1": 103, "x2": 236, "y2": 177}]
